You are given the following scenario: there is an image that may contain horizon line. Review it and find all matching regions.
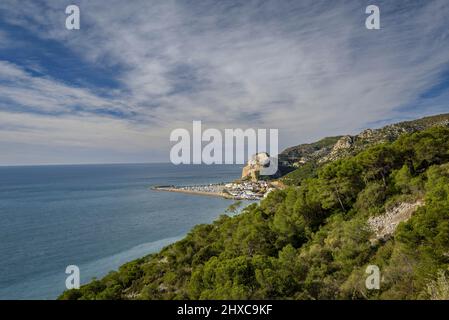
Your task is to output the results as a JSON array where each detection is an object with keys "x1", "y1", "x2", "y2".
[{"x1": 0, "y1": 162, "x2": 247, "y2": 168}]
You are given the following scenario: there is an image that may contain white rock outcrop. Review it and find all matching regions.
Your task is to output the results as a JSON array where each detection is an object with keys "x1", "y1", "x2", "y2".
[
  {"x1": 367, "y1": 200, "x2": 423, "y2": 241},
  {"x1": 241, "y1": 152, "x2": 271, "y2": 181}
]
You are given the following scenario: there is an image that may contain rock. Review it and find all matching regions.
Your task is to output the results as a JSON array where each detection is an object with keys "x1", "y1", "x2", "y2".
[
  {"x1": 241, "y1": 164, "x2": 259, "y2": 181},
  {"x1": 332, "y1": 135, "x2": 353, "y2": 151},
  {"x1": 241, "y1": 152, "x2": 271, "y2": 181},
  {"x1": 367, "y1": 200, "x2": 424, "y2": 241},
  {"x1": 319, "y1": 135, "x2": 354, "y2": 163},
  {"x1": 359, "y1": 128, "x2": 374, "y2": 139}
]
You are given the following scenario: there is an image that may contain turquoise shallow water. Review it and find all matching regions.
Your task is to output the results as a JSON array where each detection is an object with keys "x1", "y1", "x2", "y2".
[{"x1": 0, "y1": 163, "x2": 244, "y2": 299}]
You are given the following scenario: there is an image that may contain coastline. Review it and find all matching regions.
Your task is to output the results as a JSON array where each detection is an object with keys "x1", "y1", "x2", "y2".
[
  {"x1": 151, "y1": 185, "x2": 234, "y2": 199},
  {"x1": 151, "y1": 180, "x2": 277, "y2": 200},
  {"x1": 1, "y1": 164, "x2": 244, "y2": 300}
]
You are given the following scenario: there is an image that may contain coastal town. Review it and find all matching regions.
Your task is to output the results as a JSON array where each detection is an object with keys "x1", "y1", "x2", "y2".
[
  {"x1": 223, "y1": 180, "x2": 276, "y2": 200},
  {"x1": 152, "y1": 152, "x2": 282, "y2": 200},
  {"x1": 152, "y1": 180, "x2": 277, "y2": 200}
]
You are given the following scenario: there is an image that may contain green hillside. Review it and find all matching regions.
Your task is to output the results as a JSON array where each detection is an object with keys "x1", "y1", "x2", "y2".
[{"x1": 60, "y1": 124, "x2": 449, "y2": 300}]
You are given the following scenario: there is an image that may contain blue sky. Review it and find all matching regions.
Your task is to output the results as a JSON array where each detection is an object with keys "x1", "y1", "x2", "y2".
[{"x1": 0, "y1": 0, "x2": 448, "y2": 165}]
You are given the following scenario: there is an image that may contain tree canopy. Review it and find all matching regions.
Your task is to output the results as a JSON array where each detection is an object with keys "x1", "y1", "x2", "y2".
[{"x1": 60, "y1": 126, "x2": 449, "y2": 300}]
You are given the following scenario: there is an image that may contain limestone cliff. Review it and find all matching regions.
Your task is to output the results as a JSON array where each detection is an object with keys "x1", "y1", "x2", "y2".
[{"x1": 241, "y1": 152, "x2": 271, "y2": 181}]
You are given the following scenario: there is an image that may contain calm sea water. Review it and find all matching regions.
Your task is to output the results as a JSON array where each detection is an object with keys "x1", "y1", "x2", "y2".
[{"x1": 0, "y1": 163, "x2": 245, "y2": 300}]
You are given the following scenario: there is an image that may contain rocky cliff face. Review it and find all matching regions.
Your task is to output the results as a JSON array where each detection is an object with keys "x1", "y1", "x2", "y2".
[
  {"x1": 368, "y1": 200, "x2": 424, "y2": 241},
  {"x1": 241, "y1": 152, "x2": 295, "y2": 181},
  {"x1": 241, "y1": 153, "x2": 270, "y2": 181}
]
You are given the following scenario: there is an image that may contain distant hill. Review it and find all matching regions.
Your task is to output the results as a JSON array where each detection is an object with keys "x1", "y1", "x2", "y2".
[
  {"x1": 281, "y1": 113, "x2": 449, "y2": 184},
  {"x1": 280, "y1": 113, "x2": 449, "y2": 166}
]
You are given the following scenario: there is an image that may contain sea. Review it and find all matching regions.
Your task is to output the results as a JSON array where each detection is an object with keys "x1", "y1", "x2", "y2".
[{"x1": 0, "y1": 163, "x2": 246, "y2": 300}]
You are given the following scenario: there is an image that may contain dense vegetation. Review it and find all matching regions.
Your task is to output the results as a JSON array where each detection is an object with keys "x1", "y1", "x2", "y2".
[{"x1": 60, "y1": 126, "x2": 449, "y2": 300}]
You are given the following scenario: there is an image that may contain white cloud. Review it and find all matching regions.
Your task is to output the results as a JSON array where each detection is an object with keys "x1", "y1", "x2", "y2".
[
  {"x1": 0, "y1": 110, "x2": 165, "y2": 149},
  {"x1": 0, "y1": 61, "x2": 126, "y2": 114},
  {"x1": 0, "y1": 0, "x2": 448, "y2": 164}
]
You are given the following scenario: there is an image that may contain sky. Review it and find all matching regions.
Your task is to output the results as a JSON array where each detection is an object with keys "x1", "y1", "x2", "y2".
[{"x1": 0, "y1": 0, "x2": 448, "y2": 165}]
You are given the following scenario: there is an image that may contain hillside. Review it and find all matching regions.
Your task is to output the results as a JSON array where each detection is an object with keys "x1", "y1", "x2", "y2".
[
  {"x1": 60, "y1": 114, "x2": 449, "y2": 300},
  {"x1": 281, "y1": 113, "x2": 449, "y2": 185}
]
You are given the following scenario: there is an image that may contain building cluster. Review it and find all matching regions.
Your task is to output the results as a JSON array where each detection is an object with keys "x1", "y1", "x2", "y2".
[{"x1": 224, "y1": 181, "x2": 275, "y2": 200}]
